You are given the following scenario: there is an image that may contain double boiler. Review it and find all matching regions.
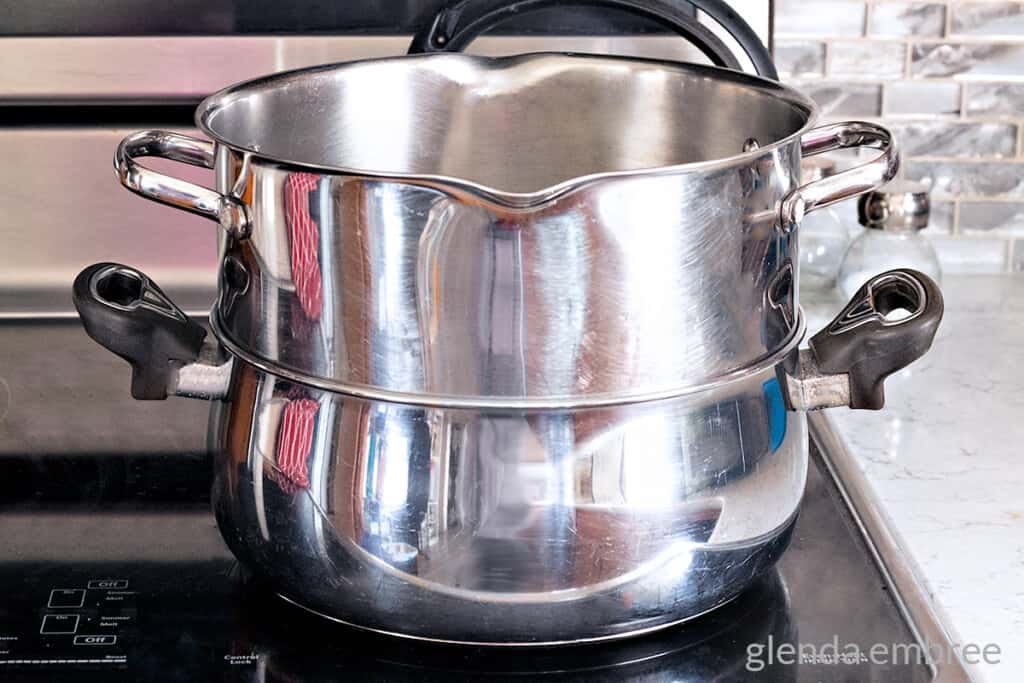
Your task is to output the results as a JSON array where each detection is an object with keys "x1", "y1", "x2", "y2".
[{"x1": 74, "y1": 0, "x2": 943, "y2": 645}]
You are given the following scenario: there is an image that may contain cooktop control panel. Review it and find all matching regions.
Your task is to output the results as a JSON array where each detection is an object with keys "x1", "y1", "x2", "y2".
[
  {"x1": 1, "y1": 578, "x2": 135, "y2": 669},
  {"x1": 0, "y1": 557, "x2": 258, "y2": 681}
]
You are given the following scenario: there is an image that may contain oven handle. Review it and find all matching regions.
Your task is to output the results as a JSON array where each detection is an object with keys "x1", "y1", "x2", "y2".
[{"x1": 115, "y1": 130, "x2": 251, "y2": 239}]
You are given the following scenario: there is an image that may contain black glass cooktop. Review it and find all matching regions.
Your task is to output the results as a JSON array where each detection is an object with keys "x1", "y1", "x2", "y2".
[
  {"x1": 0, "y1": 442, "x2": 935, "y2": 681},
  {"x1": 0, "y1": 319, "x2": 950, "y2": 681}
]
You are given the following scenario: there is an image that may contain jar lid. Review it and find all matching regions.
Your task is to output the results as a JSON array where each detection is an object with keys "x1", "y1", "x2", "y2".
[{"x1": 858, "y1": 181, "x2": 930, "y2": 231}]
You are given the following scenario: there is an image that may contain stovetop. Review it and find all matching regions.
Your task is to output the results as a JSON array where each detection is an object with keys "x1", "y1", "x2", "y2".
[
  {"x1": 0, "y1": 442, "x2": 936, "y2": 682},
  {"x1": 0, "y1": 322, "x2": 968, "y2": 681}
]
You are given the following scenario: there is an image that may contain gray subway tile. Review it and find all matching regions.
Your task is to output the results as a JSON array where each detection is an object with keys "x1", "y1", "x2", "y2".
[
  {"x1": 889, "y1": 121, "x2": 1018, "y2": 158},
  {"x1": 885, "y1": 80, "x2": 961, "y2": 115},
  {"x1": 965, "y1": 82, "x2": 1024, "y2": 116},
  {"x1": 829, "y1": 41, "x2": 907, "y2": 79},
  {"x1": 912, "y1": 42, "x2": 1024, "y2": 78},
  {"x1": 834, "y1": 196, "x2": 860, "y2": 229},
  {"x1": 951, "y1": 2, "x2": 1024, "y2": 36},
  {"x1": 775, "y1": 41, "x2": 827, "y2": 78},
  {"x1": 959, "y1": 201, "x2": 1024, "y2": 234},
  {"x1": 931, "y1": 237, "x2": 1008, "y2": 273},
  {"x1": 774, "y1": 1, "x2": 866, "y2": 37},
  {"x1": 1012, "y1": 239, "x2": 1024, "y2": 270},
  {"x1": 904, "y1": 161, "x2": 1024, "y2": 197},
  {"x1": 870, "y1": 2, "x2": 946, "y2": 37},
  {"x1": 793, "y1": 81, "x2": 882, "y2": 116},
  {"x1": 926, "y1": 201, "x2": 955, "y2": 235}
]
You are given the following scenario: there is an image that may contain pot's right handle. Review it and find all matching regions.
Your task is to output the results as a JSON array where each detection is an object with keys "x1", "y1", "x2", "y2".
[
  {"x1": 115, "y1": 131, "x2": 250, "y2": 238},
  {"x1": 73, "y1": 263, "x2": 232, "y2": 401},
  {"x1": 784, "y1": 269, "x2": 943, "y2": 411},
  {"x1": 780, "y1": 121, "x2": 900, "y2": 233}
]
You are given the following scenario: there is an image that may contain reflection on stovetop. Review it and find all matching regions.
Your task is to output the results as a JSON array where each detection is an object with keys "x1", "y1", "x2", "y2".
[
  {"x1": 236, "y1": 569, "x2": 794, "y2": 681},
  {"x1": 0, "y1": 447, "x2": 933, "y2": 681},
  {"x1": 0, "y1": 452, "x2": 210, "y2": 510}
]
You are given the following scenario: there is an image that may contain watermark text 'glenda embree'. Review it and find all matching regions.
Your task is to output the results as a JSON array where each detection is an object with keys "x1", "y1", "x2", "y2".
[{"x1": 746, "y1": 635, "x2": 1001, "y2": 671}]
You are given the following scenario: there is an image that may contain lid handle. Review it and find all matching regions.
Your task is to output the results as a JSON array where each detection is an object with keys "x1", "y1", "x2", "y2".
[{"x1": 409, "y1": 0, "x2": 778, "y2": 79}]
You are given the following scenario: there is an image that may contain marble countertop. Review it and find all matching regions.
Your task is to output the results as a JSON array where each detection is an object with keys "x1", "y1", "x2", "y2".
[{"x1": 804, "y1": 274, "x2": 1024, "y2": 683}]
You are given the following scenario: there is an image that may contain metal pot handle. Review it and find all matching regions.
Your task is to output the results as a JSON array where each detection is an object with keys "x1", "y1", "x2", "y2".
[
  {"x1": 783, "y1": 269, "x2": 943, "y2": 412},
  {"x1": 409, "y1": 0, "x2": 778, "y2": 79},
  {"x1": 115, "y1": 130, "x2": 250, "y2": 238},
  {"x1": 72, "y1": 263, "x2": 232, "y2": 401},
  {"x1": 780, "y1": 121, "x2": 900, "y2": 233}
]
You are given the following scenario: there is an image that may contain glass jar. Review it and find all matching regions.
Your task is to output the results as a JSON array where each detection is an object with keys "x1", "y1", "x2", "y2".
[
  {"x1": 838, "y1": 181, "x2": 942, "y2": 299},
  {"x1": 799, "y1": 157, "x2": 853, "y2": 291}
]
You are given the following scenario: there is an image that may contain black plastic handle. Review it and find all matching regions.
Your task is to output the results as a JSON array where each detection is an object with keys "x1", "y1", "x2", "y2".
[
  {"x1": 409, "y1": 0, "x2": 778, "y2": 80},
  {"x1": 809, "y1": 269, "x2": 944, "y2": 410},
  {"x1": 72, "y1": 263, "x2": 206, "y2": 400}
]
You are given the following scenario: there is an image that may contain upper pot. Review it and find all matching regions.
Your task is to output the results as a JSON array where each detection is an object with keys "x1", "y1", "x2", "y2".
[{"x1": 113, "y1": 1, "x2": 899, "y2": 405}]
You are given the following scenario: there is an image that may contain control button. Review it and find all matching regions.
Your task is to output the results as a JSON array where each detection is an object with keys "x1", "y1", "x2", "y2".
[
  {"x1": 74, "y1": 635, "x2": 117, "y2": 646},
  {"x1": 48, "y1": 589, "x2": 86, "y2": 608},
  {"x1": 87, "y1": 580, "x2": 129, "y2": 590},
  {"x1": 40, "y1": 614, "x2": 79, "y2": 635}
]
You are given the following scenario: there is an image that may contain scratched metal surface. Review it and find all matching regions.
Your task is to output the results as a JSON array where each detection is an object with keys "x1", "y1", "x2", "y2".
[{"x1": 200, "y1": 54, "x2": 809, "y2": 401}]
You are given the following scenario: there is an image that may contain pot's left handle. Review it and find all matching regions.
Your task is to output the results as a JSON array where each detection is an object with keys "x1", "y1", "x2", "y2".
[
  {"x1": 783, "y1": 269, "x2": 943, "y2": 411},
  {"x1": 73, "y1": 263, "x2": 232, "y2": 401},
  {"x1": 115, "y1": 131, "x2": 250, "y2": 238},
  {"x1": 780, "y1": 121, "x2": 900, "y2": 233}
]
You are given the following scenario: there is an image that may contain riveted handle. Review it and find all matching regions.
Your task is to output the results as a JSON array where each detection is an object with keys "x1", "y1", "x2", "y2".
[
  {"x1": 73, "y1": 263, "x2": 207, "y2": 400},
  {"x1": 115, "y1": 130, "x2": 250, "y2": 238},
  {"x1": 809, "y1": 269, "x2": 943, "y2": 410},
  {"x1": 780, "y1": 121, "x2": 900, "y2": 233},
  {"x1": 409, "y1": 0, "x2": 778, "y2": 79}
]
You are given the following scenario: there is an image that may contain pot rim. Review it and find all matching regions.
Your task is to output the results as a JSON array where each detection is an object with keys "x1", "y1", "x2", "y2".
[
  {"x1": 208, "y1": 306, "x2": 807, "y2": 410},
  {"x1": 194, "y1": 52, "x2": 820, "y2": 208}
]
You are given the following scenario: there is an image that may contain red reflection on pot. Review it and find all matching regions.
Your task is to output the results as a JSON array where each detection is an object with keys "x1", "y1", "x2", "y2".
[
  {"x1": 284, "y1": 173, "x2": 323, "y2": 321},
  {"x1": 274, "y1": 398, "x2": 319, "y2": 493}
]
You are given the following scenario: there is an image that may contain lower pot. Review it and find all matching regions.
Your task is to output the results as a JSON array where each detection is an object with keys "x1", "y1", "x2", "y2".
[
  {"x1": 210, "y1": 359, "x2": 804, "y2": 644},
  {"x1": 72, "y1": 264, "x2": 942, "y2": 644}
]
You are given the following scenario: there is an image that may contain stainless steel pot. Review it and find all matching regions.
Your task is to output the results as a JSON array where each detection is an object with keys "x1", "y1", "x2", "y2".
[
  {"x1": 73, "y1": 261, "x2": 943, "y2": 644},
  {"x1": 74, "y1": 0, "x2": 942, "y2": 643},
  {"x1": 110, "y1": 1, "x2": 898, "y2": 406},
  {"x1": 73, "y1": 0, "x2": 944, "y2": 645}
]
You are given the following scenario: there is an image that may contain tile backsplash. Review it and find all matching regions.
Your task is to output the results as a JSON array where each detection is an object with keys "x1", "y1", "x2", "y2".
[{"x1": 774, "y1": 0, "x2": 1024, "y2": 272}]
